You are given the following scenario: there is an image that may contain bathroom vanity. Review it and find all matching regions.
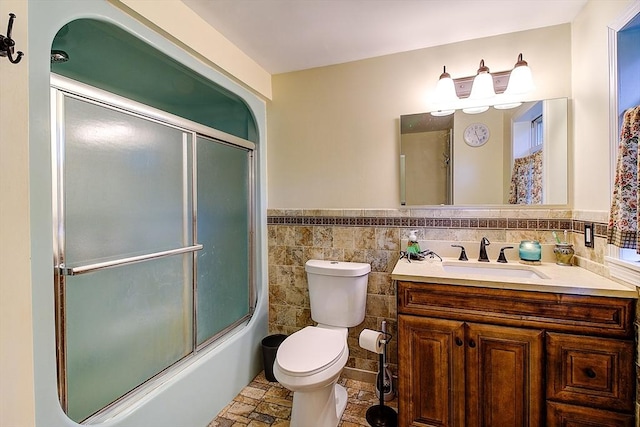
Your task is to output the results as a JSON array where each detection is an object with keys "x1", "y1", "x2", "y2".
[{"x1": 392, "y1": 259, "x2": 638, "y2": 427}]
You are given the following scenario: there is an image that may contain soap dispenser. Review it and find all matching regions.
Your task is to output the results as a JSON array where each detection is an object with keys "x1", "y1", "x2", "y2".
[{"x1": 407, "y1": 230, "x2": 421, "y2": 256}]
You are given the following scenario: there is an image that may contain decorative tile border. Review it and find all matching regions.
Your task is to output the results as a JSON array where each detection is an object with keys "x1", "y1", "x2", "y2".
[
  {"x1": 267, "y1": 215, "x2": 610, "y2": 240},
  {"x1": 267, "y1": 215, "x2": 609, "y2": 233},
  {"x1": 573, "y1": 219, "x2": 609, "y2": 238}
]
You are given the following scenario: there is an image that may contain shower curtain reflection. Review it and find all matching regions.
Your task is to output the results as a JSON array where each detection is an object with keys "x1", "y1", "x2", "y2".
[{"x1": 509, "y1": 150, "x2": 543, "y2": 204}]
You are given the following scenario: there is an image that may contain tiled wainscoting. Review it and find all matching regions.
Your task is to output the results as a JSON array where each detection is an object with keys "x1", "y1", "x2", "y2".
[{"x1": 266, "y1": 207, "x2": 621, "y2": 381}]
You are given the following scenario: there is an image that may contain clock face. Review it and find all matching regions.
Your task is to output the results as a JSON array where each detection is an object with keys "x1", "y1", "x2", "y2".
[{"x1": 463, "y1": 123, "x2": 490, "y2": 147}]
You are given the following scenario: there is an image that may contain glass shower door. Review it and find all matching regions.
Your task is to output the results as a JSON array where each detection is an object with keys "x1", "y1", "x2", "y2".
[
  {"x1": 54, "y1": 94, "x2": 196, "y2": 422},
  {"x1": 52, "y1": 75, "x2": 256, "y2": 423},
  {"x1": 196, "y1": 136, "x2": 252, "y2": 345}
]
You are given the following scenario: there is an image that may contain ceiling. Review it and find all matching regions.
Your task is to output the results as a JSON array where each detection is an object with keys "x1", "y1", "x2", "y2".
[{"x1": 182, "y1": 0, "x2": 588, "y2": 74}]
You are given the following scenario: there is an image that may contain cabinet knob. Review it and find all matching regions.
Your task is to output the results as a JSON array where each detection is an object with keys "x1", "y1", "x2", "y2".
[
  {"x1": 468, "y1": 339, "x2": 476, "y2": 348},
  {"x1": 585, "y1": 368, "x2": 596, "y2": 379},
  {"x1": 455, "y1": 337, "x2": 463, "y2": 346}
]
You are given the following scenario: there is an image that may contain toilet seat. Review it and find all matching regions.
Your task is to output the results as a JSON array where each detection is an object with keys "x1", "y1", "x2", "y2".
[{"x1": 276, "y1": 327, "x2": 346, "y2": 377}]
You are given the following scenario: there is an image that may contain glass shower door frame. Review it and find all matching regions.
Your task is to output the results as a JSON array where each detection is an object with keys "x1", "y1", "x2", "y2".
[{"x1": 51, "y1": 74, "x2": 256, "y2": 422}]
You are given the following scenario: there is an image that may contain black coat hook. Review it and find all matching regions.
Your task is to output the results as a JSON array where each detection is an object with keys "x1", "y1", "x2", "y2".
[{"x1": 0, "y1": 13, "x2": 24, "y2": 64}]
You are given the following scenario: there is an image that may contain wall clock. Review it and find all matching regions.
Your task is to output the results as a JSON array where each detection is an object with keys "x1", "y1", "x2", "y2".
[{"x1": 463, "y1": 123, "x2": 490, "y2": 147}]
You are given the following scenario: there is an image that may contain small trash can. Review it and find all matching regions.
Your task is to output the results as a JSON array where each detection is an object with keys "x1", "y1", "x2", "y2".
[{"x1": 261, "y1": 334, "x2": 287, "y2": 382}]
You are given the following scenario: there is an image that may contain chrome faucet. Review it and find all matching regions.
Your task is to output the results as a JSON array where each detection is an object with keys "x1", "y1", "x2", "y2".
[{"x1": 478, "y1": 237, "x2": 490, "y2": 262}]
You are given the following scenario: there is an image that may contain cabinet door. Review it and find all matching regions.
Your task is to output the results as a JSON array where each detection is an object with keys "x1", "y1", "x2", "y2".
[
  {"x1": 399, "y1": 315, "x2": 465, "y2": 427},
  {"x1": 465, "y1": 323, "x2": 544, "y2": 427}
]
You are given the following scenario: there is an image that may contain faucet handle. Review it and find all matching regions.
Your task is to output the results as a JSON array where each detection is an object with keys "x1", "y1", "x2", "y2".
[
  {"x1": 451, "y1": 244, "x2": 468, "y2": 261},
  {"x1": 497, "y1": 246, "x2": 514, "y2": 263}
]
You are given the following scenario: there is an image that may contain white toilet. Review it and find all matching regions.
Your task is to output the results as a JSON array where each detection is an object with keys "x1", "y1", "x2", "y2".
[{"x1": 273, "y1": 259, "x2": 371, "y2": 427}]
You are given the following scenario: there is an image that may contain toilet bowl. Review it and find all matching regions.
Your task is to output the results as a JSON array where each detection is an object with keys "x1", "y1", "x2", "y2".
[
  {"x1": 273, "y1": 326, "x2": 349, "y2": 427},
  {"x1": 272, "y1": 260, "x2": 370, "y2": 427}
]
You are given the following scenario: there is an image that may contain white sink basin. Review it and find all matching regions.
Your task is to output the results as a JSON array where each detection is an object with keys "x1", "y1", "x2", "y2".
[{"x1": 442, "y1": 261, "x2": 549, "y2": 280}]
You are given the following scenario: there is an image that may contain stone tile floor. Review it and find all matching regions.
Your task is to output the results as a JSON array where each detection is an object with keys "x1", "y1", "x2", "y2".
[{"x1": 208, "y1": 371, "x2": 398, "y2": 427}]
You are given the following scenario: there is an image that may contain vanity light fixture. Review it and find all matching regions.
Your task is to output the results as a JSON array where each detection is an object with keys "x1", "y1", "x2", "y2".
[
  {"x1": 431, "y1": 66, "x2": 458, "y2": 117},
  {"x1": 504, "y1": 53, "x2": 535, "y2": 95},
  {"x1": 463, "y1": 59, "x2": 494, "y2": 114},
  {"x1": 494, "y1": 53, "x2": 535, "y2": 109},
  {"x1": 431, "y1": 53, "x2": 534, "y2": 116}
]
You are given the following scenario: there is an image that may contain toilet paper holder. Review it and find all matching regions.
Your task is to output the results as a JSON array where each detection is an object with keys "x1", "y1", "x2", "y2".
[
  {"x1": 359, "y1": 321, "x2": 397, "y2": 426},
  {"x1": 358, "y1": 328, "x2": 390, "y2": 354}
]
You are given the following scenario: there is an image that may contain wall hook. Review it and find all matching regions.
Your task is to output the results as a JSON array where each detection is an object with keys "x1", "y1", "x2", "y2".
[{"x1": 0, "y1": 13, "x2": 24, "y2": 64}]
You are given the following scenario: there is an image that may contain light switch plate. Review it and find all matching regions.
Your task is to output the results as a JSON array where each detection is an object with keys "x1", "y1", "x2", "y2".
[{"x1": 584, "y1": 223, "x2": 594, "y2": 248}]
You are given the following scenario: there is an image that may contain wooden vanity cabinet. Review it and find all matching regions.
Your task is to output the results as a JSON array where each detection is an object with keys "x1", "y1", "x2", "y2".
[
  {"x1": 397, "y1": 281, "x2": 637, "y2": 427},
  {"x1": 399, "y1": 315, "x2": 544, "y2": 427}
]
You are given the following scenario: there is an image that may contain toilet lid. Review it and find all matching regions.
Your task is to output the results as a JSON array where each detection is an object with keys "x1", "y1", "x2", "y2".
[{"x1": 276, "y1": 327, "x2": 346, "y2": 376}]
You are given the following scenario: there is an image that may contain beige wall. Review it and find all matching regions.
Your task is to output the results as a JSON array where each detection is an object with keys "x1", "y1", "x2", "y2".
[
  {"x1": 269, "y1": 24, "x2": 572, "y2": 209},
  {"x1": 112, "y1": 0, "x2": 272, "y2": 99},
  {"x1": 571, "y1": 0, "x2": 634, "y2": 213},
  {"x1": 545, "y1": 98, "x2": 569, "y2": 205},
  {"x1": 0, "y1": 1, "x2": 35, "y2": 426},
  {"x1": 453, "y1": 109, "x2": 506, "y2": 204},
  {"x1": 113, "y1": 0, "x2": 633, "y2": 213},
  {"x1": 108, "y1": 0, "x2": 636, "y2": 212}
]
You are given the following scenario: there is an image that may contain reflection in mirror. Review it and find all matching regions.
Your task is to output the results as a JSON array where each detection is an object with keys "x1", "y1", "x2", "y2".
[
  {"x1": 400, "y1": 114, "x2": 453, "y2": 205},
  {"x1": 400, "y1": 98, "x2": 568, "y2": 206}
]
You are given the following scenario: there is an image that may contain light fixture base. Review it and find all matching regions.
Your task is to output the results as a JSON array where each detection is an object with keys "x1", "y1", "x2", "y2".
[{"x1": 453, "y1": 70, "x2": 510, "y2": 99}]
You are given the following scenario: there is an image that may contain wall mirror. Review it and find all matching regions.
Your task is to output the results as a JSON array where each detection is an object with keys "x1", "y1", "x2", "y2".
[{"x1": 400, "y1": 98, "x2": 568, "y2": 206}]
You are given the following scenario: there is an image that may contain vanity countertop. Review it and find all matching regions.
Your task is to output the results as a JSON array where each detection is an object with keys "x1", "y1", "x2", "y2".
[{"x1": 391, "y1": 258, "x2": 638, "y2": 298}]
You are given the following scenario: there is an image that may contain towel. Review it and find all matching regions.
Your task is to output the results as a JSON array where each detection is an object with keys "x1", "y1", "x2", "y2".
[{"x1": 607, "y1": 105, "x2": 639, "y2": 253}]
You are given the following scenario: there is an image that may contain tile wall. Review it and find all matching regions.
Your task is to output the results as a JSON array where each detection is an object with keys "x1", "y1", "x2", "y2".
[{"x1": 266, "y1": 207, "x2": 631, "y2": 382}]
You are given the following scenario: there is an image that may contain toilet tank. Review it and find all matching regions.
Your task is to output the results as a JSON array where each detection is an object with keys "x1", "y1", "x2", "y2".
[{"x1": 305, "y1": 260, "x2": 371, "y2": 327}]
